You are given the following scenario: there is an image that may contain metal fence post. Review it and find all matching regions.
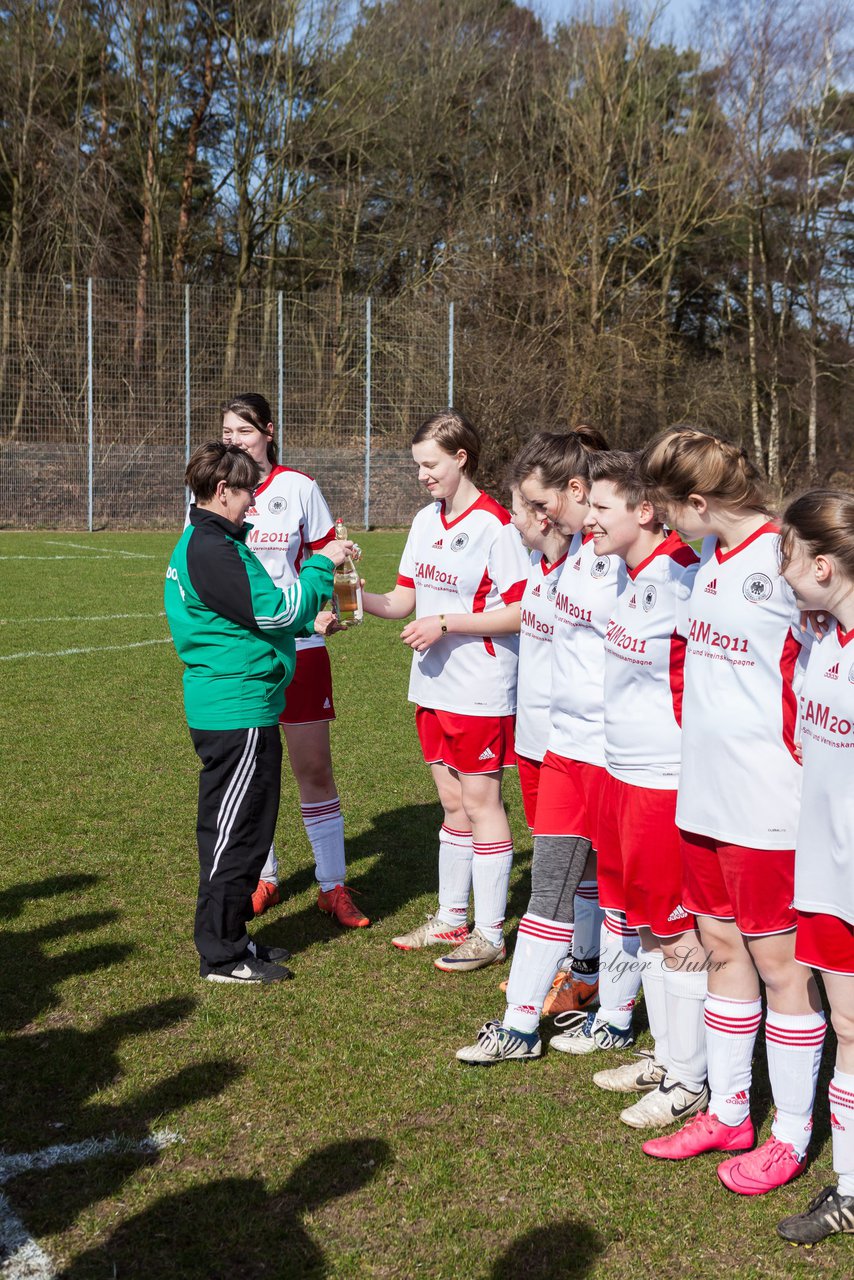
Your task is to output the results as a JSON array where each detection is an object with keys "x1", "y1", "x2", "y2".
[
  {"x1": 448, "y1": 300, "x2": 455, "y2": 406},
  {"x1": 363, "y1": 296, "x2": 372, "y2": 530},
  {"x1": 277, "y1": 291, "x2": 284, "y2": 457},
  {"x1": 184, "y1": 284, "x2": 191, "y2": 509},
  {"x1": 87, "y1": 277, "x2": 93, "y2": 532}
]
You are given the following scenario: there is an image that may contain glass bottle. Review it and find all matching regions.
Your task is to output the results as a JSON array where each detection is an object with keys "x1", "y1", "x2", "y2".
[{"x1": 332, "y1": 517, "x2": 363, "y2": 627}]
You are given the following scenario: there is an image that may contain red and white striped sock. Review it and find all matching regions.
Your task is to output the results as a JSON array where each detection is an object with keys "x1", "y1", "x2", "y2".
[
  {"x1": 302, "y1": 797, "x2": 345, "y2": 892},
  {"x1": 594, "y1": 911, "x2": 641, "y2": 1032},
  {"x1": 505, "y1": 914, "x2": 573, "y2": 1033},
  {"x1": 437, "y1": 825, "x2": 473, "y2": 926},
  {"x1": 472, "y1": 838, "x2": 513, "y2": 946},
  {"x1": 767, "y1": 1009, "x2": 827, "y2": 1158},
  {"x1": 572, "y1": 880, "x2": 603, "y2": 975},
  {"x1": 705, "y1": 993, "x2": 762, "y2": 1126},
  {"x1": 829, "y1": 1069, "x2": 854, "y2": 1196}
]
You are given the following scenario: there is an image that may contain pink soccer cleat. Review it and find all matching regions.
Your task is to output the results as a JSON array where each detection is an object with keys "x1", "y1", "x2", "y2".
[
  {"x1": 642, "y1": 1110, "x2": 754, "y2": 1161},
  {"x1": 717, "y1": 1135, "x2": 806, "y2": 1196}
]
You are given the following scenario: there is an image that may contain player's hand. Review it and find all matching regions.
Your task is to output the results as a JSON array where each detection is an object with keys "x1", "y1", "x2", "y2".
[
  {"x1": 794, "y1": 739, "x2": 803, "y2": 763},
  {"x1": 314, "y1": 609, "x2": 346, "y2": 637},
  {"x1": 322, "y1": 539, "x2": 358, "y2": 569},
  {"x1": 800, "y1": 609, "x2": 831, "y2": 638},
  {"x1": 400, "y1": 616, "x2": 444, "y2": 652}
]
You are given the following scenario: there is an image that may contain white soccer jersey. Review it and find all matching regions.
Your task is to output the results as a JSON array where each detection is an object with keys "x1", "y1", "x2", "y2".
[
  {"x1": 794, "y1": 625, "x2": 854, "y2": 924},
  {"x1": 515, "y1": 549, "x2": 568, "y2": 762},
  {"x1": 548, "y1": 533, "x2": 623, "y2": 765},
  {"x1": 396, "y1": 494, "x2": 528, "y2": 715},
  {"x1": 604, "y1": 532, "x2": 699, "y2": 789},
  {"x1": 244, "y1": 465, "x2": 336, "y2": 651},
  {"x1": 676, "y1": 522, "x2": 807, "y2": 849}
]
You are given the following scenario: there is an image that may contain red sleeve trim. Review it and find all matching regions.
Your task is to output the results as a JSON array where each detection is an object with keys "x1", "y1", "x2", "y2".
[
  {"x1": 501, "y1": 580, "x2": 526, "y2": 605},
  {"x1": 780, "y1": 630, "x2": 802, "y2": 764},
  {"x1": 309, "y1": 526, "x2": 336, "y2": 552},
  {"x1": 668, "y1": 628, "x2": 687, "y2": 727},
  {"x1": 397, "y1": 574, "x2": 415, "y2": 589}
]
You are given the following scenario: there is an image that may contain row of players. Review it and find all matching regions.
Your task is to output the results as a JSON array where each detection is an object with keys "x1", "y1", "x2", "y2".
[{"x1": 168, "y1": 398, "x2": 854, "y2": 1249}]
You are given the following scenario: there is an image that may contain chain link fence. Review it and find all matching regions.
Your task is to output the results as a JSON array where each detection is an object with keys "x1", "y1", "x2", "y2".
[{"x1": 0, "y1": 277, "x2": 454, "y2": 529}]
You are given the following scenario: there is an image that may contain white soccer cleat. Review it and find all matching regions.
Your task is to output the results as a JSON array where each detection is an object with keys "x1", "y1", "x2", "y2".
[
  {"x1": 550, "y1": 1010, "x2": 634, "y2": 1055},
  {"x1": 434, "y1": 928, "x2": 506, "y2": 972},
  {"x1": 593, "y1": 1051, "x2": 666, "y2": 1094},
  {"x1": 391, "y1": 913, "x2": 469, "y2": 951},
  {"x1": 619, "y1": 1079, "x2": 710, "y2": 1129},
  {"x1": 456, "y1": 1020, "x2": 542, "y2": 1064}
]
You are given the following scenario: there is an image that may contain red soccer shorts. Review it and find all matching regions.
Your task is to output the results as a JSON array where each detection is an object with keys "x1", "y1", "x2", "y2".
[
  {"x1": 415, "y1": 707, "x2": 516, "y2": 775},
  {"x1": 516, "y1": 754, "x2": 542, "y2": 829},
  {"x1": 796, "y1": 912, "x2": 854, "y2": 977},
  {"x1": 279, "y1": 644, "x2": 336, "y2": 726},
  {"x1": 680, "y1": 830, "x2": 797, "y2": 937},
  {"x1": 533, "y1": 751, "x2": 607, "y2": 847},
  {"x1": 597, "y1": 775, "x2": 695, "y2": 938}
]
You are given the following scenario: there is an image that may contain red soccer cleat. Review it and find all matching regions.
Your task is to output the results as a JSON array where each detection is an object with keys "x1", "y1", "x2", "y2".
[
  {"x1": 318, "y1": 884, "x2": 370, "y2": 928},
  {"x1": 252, "y1": 880, "x2": 281, "y2": 917},
  {"x1": 642, "y1": 1110, "x2": 754, "y2": 1161},
  {"x1": 717, "y1": 1135, "x2": 806, "y2": 1196}
]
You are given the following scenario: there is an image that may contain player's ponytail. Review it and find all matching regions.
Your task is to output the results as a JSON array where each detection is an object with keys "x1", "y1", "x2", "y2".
[
  {"x1": 413, "y1": 409, "x2": 481, "y2": 477},
  {"x1": 780, "y1": 489, "x2": 854, "y2": 580},
  {"x1": 509, "y1": 426, "x2": 610, "y2": 491},
  {"x1": 640, "y1": 427, "x2": 769, "y2": 516},
  {"x1": 222, "y1": 392, "x2": 279, "y2": 466}
]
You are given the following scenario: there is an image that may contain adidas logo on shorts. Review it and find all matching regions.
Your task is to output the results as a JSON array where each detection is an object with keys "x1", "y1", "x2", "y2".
[
  {"x1": 432, "y1": 538, "x2": 444, "y2": 549},
  {"x1": 705, "y1": 577, "x2": 717, "y2": 594},
  {"x1": 667, "y1": 904, "x2": 689, "y2": 922},
  {"x1": 323, "y1": 697, "x2": 331, "y2": 708},
  {"x1": 478, "y1": 747, "x2": 496, "y2": 761},
  {"x1": 826, "y1": 662, "x2": 840, "y2": 680}
]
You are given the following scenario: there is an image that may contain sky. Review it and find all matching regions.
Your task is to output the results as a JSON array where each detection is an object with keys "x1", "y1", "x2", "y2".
[{"x1": 535, "y1": 0, "x2": 700, "y2": 50}]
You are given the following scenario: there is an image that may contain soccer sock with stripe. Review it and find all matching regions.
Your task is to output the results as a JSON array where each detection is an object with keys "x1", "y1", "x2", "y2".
[
  {"x1": 572, "y1": 880, "x2": 603, "y2": 980},
  {"x1": 639, "y1": 947, "x2": 670, "y2": 1071},
  {"x1": 704, "y1": 993, "x2": 762, "y2": 1126},
  {"x1": 437, "y1": 825, "x2": 473, "y2": 927},
  {"x1": 662, "y1": 965, "x2": 708, "y2": 1091},
  {"x1": 594, "y1": 912, "x2": 641, "y2": 1032},
  {"x1": 505, "y1": 914, "x2": 574, "y2": 1034},
  {"x1": 302, "y1": 797, "x2": 346, "y2": 893},
  {"x1": 829, "y1": 1070, "x2": 854, "y2": 1196},
  {"x1": 472, "y1": 838, "x2": 513, "y2": 946},
  {"x1": 258, "y1": 842, "x2": 278, "y2": 884},
  {"x1": 767, "y1": 1009, "x2": 827, "y2": 1158}
]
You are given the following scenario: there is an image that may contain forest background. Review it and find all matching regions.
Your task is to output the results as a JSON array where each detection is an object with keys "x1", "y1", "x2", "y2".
[{"x1": 1, "y1": 0, "x2": 852, "y2": 499}]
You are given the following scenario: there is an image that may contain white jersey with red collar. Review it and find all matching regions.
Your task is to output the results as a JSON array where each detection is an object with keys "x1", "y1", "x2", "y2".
[
  {"x1": 794, "y1": 625, "x2": 854, "y2": 924},
  {"x1": 396, "y1": 493, "x2": 528, "y2": 715},
  {"x1": 548, "y1": 533, "x2": 623, "y2": 766},
  {"x1": 244, "y1": 465, "x2": 336, "y2": 651},
  {"x1": 515, "y1": 549, "x2": 568, "y2": 761},
  {"x1": 677, "y1": 522, "x2": 807, "y2": 848},
  {"x1": 604, "y1": 531, "x2": 699, "y2": 789}
]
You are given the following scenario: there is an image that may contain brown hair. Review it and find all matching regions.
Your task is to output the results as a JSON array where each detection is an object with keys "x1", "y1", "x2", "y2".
[
  {"x1": 412, "y1": 409, "x2": 481, "y2": 477},
  {"x1": 509, "y1": 424, "x2": 610, "y2": 491},
  {"x1": 222, "y1": 392, "x2": 278, "y2": 465},
  {"x1": 780, "y1": 489, "x2": 854, "y2": 578},
  {"x1": 640, "y1": 427, "x2": 769, "y2": 516},
  {"x1": 186, "y1": 442, "x2": 261, "y2": 503},
  {"x1": 586, "y1": 450, "x2": 651, "y2": 512}
]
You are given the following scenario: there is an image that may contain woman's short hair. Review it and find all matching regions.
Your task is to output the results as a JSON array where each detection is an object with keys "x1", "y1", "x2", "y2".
[{"x1": 186, "y1": 442, "x2": 261, "y2": 503}]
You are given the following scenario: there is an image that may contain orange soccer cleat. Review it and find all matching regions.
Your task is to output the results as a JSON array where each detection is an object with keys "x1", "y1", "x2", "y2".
[
  {"x1": 318, "y1": 884, "x2": 370, "y2": 928},
  {"x1": 252, "y1": 880, "x2": 281, "y2": 917}
]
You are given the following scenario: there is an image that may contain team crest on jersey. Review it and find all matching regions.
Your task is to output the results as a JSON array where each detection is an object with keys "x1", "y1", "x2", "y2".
[
  {"x1": 590, "y1": 555, "x2": 611, "y2": 579},
  {"x1": 742, "y1": 572, "x2": 773, "y2": 603},
  {"x1": 849, "y1": 662, "x2": 854, "y2": 685},
  {"x1": 450, "y1": 532, "x2": 469, "y2": 552},
  {"x1": 547, "y1": 582, "x2": 558, "y2": 602},
  {"x1": 642, "y1": 585, "x2": 657, "y2": 612},
  {"x1": 268, "y1": 497, "x2": 287, "y2": 514}
]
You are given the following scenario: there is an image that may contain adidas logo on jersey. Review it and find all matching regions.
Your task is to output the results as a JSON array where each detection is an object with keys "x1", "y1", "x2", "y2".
[
  {"x1": 532, "y1": 584, "x2": 541, "y2": 596},
  {"x1": 832, "y1": 1112, "x2": 846, "y2": 1131},
  {"x1": 478, "y1": 747, "x2": 496, "y2": 761},
  {"x1": 705, "y1": 578, "x2": 717, "y2": 594},
  {"x1": 572, "y1": 556, "x2": 582, "y2": 570},
  {"x1": 432, "y1": 538, "x2": 444, "y2": 549},
  {"x1": 666, "y1": 904, "x2": 689, "y2": 922},
  {"x1": 826, "y1": 662, "x2": 840, "y2": 680},
  {"x1": 323, "y1": 697, "x2": 331, "y2": 709},
  {"x1": 628, "y1": 593, "x2": 637, "y2": 609}
]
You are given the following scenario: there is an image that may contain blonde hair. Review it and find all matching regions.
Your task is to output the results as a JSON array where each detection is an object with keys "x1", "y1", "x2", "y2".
[
  {"x1": 640, "y1": 427, "x2": 769, "y2": 516},
  {"x1": 780, "y1": 489, "x2": 854, "y2": 578}
]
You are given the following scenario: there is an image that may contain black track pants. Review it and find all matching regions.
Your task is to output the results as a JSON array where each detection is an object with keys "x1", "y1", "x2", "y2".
[{"x1": 190, "y1": 725, "x2": 282, "y2": 971}]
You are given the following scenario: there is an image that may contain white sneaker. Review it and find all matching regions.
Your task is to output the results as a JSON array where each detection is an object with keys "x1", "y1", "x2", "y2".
[
  {"x1": 391, "y1": 914, "x2": 469, "y2": 951},
  {"x1": 456, "y1": 1020, "x2": 542, "y2": 1064},
  {"x1": 434, "y1": 928, "x2": 506, "y2": 972},
  {"x1": 619, "y1": 1078, "x2": 710, "y2": 1129},
  {"x1": 593, "y1": 1051, "x2": 666, "y2": 1094},
  {"x1": 550, "y1": 1010, "x2": 634, "y2": 1055}
]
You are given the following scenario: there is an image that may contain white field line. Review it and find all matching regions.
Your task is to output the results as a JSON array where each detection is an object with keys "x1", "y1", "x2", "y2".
[
  {"x1": 0, "y1": 1131, "x2": 182, "y2": 1280},
  {"x1": 44, "y1": 542, "x2": 156, "y2": 560},
  {"x1": 0, "y1": 556, "x2": 114, "y2": 562},
  {"x1": 0, "y1": 639, "x2": 171, "y2": 663},
  {"x1": 0, "y1": 613, "x2": 166, "y2": 625}
]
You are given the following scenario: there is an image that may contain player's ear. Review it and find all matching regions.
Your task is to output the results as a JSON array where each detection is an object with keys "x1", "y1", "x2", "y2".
[
  {"x1": 687, "y1": 493, "x2": 708, "y2": 516},
  {"x1": 814, "y1": 554, "x2": 833, "y2": 584},
  {"x1": 567, "y1": 476, "x2": 585, "y2": 502}
]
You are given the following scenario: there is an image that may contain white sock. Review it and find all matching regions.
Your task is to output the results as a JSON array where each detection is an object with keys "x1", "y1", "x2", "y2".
[
  {"x1": 437, "y1": 825, "x2": 473, "y2": 926},
  {"x1": 504, "y1": 914, "x2": 573, "y2": 1034},
  {"x1": 472, "y1": 838, "x2": 513, "y2": 946},
  {"x1": 705, "y1": 994, "x2": 762, "y2": 1126},
  {"x1": 302, "y1": 797, "x2": 346, "y2": 892},
  {"x1": 258, "y1": 842, "x2": 278, "y2": 884},
  {"x1": 572, "y1": 880, "x2": 603, "y2": 979},
  {"x1": 829, "y1": 1070, "x2": 854, "y2": 1196},
  {"x1": 594, "y1": 912, "x2": 641, "y2": 1032},
  {"x1": 767, "y1": 1009, "x2": 826, "y2": 1158},
  {"x1": 639, "y1": 948, "x2": 670, "y2": 1071},
  {"x1": 662, "y1": 966, "x2": 708, "y2": 1091}
]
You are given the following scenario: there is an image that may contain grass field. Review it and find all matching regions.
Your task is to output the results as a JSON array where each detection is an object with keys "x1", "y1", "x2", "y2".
[{"x1": 0, "y1": 529, "x2": 847, "y2": 1279}]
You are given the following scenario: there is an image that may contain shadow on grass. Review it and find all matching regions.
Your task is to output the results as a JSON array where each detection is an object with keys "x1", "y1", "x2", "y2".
[
  {"x1": 490, "y1": 1218, "x2": 606, "y2": 1278},
  {"x1": 63, "y1": 1137, "x2": 392, "y2": 1279},
  {"x1": 0, "y1": 873, "x2": 100, "y2": 922}
]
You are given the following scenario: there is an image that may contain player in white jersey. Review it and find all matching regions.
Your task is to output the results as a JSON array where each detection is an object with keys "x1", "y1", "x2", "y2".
[
  {"x1": 362, "y1": 410, "x2": 528, "y2": 973},
  {"x1": 640, "y1": 429, "x2": 825, "y2": 1199},
  {"x1": 776, "y1": 491, "x2": 854, "y2": 1245},
  {"x1": 573, "y1": 451, "x2": 710, "y2": 1130},
  {"x1": 221, "y1": 394, "x2": 369, "y2": 930}
]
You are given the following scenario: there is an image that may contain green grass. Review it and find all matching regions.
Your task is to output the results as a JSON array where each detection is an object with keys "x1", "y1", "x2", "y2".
[{"x1": 0, "y1": 529, "x2": 844, "y2": 1278}]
